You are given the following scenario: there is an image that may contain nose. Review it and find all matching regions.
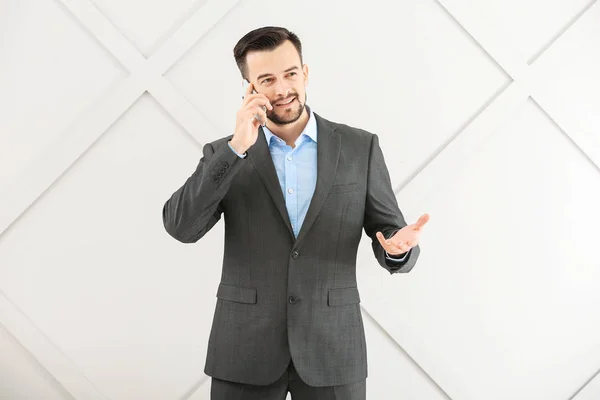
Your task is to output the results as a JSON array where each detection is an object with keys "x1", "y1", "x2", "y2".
[{"x1": 274, "y1": 81, "x2": 291, "y2": 97}]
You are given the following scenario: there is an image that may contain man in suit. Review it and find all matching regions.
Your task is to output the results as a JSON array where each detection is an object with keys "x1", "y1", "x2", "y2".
[{"x1": 162, "y1": 26, "x2": 429, "y2": 400}]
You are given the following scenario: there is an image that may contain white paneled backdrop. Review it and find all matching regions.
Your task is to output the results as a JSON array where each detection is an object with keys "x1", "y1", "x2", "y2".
[{"x1": 1, "y1": 0, "x2": 599, "y2": 399}]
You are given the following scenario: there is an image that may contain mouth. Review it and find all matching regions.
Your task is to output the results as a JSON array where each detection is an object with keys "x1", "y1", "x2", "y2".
[{"x1": 275, "y1": 97, "x2": 296, "y2": 108}]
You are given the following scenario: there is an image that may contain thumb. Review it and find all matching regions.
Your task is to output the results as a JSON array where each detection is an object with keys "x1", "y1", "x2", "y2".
[{"x1": 413, "y1": 213, "x2": 430, "y2": 231}]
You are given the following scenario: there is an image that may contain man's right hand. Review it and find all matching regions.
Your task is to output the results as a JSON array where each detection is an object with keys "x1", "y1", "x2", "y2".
[{"x1": 229, "y1": 81, "x2": 273, "y2": 155}]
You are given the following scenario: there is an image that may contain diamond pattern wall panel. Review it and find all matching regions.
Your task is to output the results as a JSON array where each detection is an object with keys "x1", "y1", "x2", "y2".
[
  {"x1": 166, "y1": 0, "x2": 509, "y2": 189},
  {"x1": 91, "y1": 0, "x2": 209, "y2": 56},
  {"x1": 446, "y1": 0, "x2": 592, "y2": 64},
  {"x1": 0, "y1": 324, "x2": 71, "y2": 400},
  {"x1": 2, "y1": 0, "x2": 600, "y2": 397},
  {"x1": 0, "y1": 0, "x2": 123, "y2": 194},
  {"x1": 0, "y1": 95, "x2": 224, "y2": 400},
  {"x1": 573, "y1": 371, "x2": 600, "y2": 400},
  {"x1": 357, "y1": 98, "x2": 600, "y2": 400},
  {"x1": 529, "y1": 0, "x2": 600, "y2": 167},
  {"x1": 362, "y1": 310, "x2": 450, "y2": 399}
]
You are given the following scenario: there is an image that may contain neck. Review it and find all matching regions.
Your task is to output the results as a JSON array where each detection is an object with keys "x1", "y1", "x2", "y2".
[{"x1": 266, "y1": 107, "x2": 310, "y2": 147}]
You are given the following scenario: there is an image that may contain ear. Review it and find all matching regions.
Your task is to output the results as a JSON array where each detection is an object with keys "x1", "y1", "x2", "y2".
[{"x1": 302, "y1": 63, "x2": 309, "y2": 86}]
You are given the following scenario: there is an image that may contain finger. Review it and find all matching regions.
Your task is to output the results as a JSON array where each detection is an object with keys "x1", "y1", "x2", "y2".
[
  {"x1": 246, "y1": 111, "x2": 259, "y2": 129},
  {"x1": 245, "y1": 96, "x2": 273, "y2": 111},
  {"x1": 246, "y1": 110, "x2": 262, "y2": 128},
  {"x1": 247, "y1": 102, "x2": 268, "y2": 124},
  {"x1": 405, "y1": 239, "x2": 418, "y2": 248},
  {"x1": 245, "y1": 80, "x2": 254, "y2": 98},
  {"x1": 375, "y1": 232, "x2": 389, "y2": 249},
  {"x1": 255, "y1": 106, "x2": 268, "y2": 126},
  {"x1": 242, "y1": 81, "x2": 272, "y2": 109},
  {"x1": 242, "y1": 81, "x2": 270, "y2": 108},
  {"x1": 241, "y1": 81, "x2": 254, "y2": 104},
  {"x1": 413, "y1": 213, "x2": 430, "y2": 231},
  {"x1": 251, "y1": 115, "x2": 262, "y2": 129}
]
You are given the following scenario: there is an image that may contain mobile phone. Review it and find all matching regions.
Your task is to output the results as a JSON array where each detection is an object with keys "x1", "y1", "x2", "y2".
[{"x1": 242, "y1": 79, "x2": 267, "y2": 125}]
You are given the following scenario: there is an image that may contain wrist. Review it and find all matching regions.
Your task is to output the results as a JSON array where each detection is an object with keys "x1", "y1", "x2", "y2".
[{"x1": 229, "y1": 139, "x2": 247, "y2": 155}]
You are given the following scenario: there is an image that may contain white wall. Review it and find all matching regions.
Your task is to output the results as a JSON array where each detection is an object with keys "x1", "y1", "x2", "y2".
[{"x1": 1, "y1": 0, "x2": 599, "y2": 399}]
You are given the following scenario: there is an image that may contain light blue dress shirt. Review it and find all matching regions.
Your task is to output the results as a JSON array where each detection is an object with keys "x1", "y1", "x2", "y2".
[{"x1": 227, "y1": 109, "x2": 408, "y2": 262}]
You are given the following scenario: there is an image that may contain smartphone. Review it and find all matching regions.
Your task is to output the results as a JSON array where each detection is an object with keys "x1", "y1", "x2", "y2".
[{"x1": 242, "y1": 79, "x2": 267, "y2": 125}]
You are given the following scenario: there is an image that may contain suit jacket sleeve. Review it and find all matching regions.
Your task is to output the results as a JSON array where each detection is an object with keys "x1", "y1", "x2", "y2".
[
  {"x1": 363, "y1": 134, "x2": 420, "y2": 274},
  {"x1": 162, "y1": 139, "x2": 243, "y2": 243}
]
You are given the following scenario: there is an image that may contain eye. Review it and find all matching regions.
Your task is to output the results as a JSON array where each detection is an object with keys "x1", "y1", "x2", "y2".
[
  {"x1": 288, "y1": 72, "x2": 297, "y2": 77},
  {"x1": 262, "y1": 78, "x2": 273, "y2": 84}
]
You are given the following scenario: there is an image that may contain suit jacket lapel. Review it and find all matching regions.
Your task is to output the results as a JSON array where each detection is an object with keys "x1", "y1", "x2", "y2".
[
  {"x1": 247, "y1": 114, "x2": 341, "y2": 244},
  {"x1": 295, "y1": 114, "x2": 340, "y2": 245},
  {"x1": 247, "y1": 127, "x2": 295, "y2": 238}
]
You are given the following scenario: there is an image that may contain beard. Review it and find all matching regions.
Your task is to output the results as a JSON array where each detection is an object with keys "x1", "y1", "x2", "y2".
[{"x1": 267, "y1": 92, "x2": 306, "y2": 125}]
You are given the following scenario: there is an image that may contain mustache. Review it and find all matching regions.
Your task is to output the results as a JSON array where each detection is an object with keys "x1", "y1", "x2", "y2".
[{"x1": 272, "y1": 93, "x2": 299, "y2": 104}]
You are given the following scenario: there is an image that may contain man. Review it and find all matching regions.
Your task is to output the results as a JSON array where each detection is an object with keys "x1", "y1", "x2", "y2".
[{"x1": 162, "y1": 26, "x2": 429, "y2": 400}]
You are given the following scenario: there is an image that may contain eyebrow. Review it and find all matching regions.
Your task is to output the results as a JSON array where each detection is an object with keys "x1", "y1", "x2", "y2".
[{"x1": 256, "y1": 66, "x2": 299, "y2": 82}]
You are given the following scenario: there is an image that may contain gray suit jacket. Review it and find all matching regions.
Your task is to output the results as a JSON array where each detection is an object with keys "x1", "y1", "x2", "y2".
[{"x1": 162, "y1": 112, "x2": 420, "y2": 387}]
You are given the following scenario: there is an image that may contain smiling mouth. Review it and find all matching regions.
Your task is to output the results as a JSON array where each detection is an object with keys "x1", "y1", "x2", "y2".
[{"x1": 275, "y1": 97, "x2": 296, "y2": 107}]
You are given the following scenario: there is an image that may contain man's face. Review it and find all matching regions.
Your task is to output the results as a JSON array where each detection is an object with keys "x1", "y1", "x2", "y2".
[{"x1": 245, "y1": 40, "x2": 308, "y2": 125}]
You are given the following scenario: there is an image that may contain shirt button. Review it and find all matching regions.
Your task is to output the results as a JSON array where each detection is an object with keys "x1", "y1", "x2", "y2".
[
  {"x1": 288, "y1": 188, "x2": 294, "y2": 194},
  {"x1": 287, "y1": 155, "x2": 293, "y2": 161}
]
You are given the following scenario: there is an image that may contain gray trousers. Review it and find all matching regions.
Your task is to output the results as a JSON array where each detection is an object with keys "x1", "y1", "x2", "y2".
[{"x1": 210, "y1": 361, "x2": 366, "y2": 400}]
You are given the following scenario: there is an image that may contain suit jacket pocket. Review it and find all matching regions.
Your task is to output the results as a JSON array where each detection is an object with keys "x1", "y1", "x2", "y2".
[
  {"x1": 327, "y1": 286, "x2": 361, "y2": 306},
  {"x1": 217, "y1": 283, "x2": 257, "y2": 304},
  {"x1": 329, "y1": 183, "x2": 359, "y2": 194}
]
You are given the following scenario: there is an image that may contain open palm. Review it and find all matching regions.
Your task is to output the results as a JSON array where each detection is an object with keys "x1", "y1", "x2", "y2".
[{"x1": 376, "y1": 214, "x2": 430, "y2": 256}]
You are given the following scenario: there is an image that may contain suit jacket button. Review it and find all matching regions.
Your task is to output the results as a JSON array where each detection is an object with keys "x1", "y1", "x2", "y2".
[
  {"x1": 291, "y1": 250, "x2": 299, "y2": 259},
  {"x1": 288, "y1": 296, "x2": 297, "y2": 304}
]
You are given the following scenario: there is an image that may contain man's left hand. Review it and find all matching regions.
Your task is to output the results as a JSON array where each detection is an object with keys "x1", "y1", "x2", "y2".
[{"x1": 376, "y1": 214, "x2": 430, "y2": 256}]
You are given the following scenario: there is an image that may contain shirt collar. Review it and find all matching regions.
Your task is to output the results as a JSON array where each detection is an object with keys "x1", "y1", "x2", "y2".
[{"x1": 263, "y1": 106, "x2": 317, "y2": 146}]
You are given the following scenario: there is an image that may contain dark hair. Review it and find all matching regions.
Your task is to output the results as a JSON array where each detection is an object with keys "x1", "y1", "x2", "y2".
[{"x1": 233, "y1": 26, "x2": 303, "y2": 80}]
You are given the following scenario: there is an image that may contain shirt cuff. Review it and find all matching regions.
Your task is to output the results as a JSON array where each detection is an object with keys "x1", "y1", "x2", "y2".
[
  {"x1": 228, "y1": 140, "x2": 247, "y2": 158},
  {"x1": 385, "y1": 249, "x2": 409, "y2": 262}
]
